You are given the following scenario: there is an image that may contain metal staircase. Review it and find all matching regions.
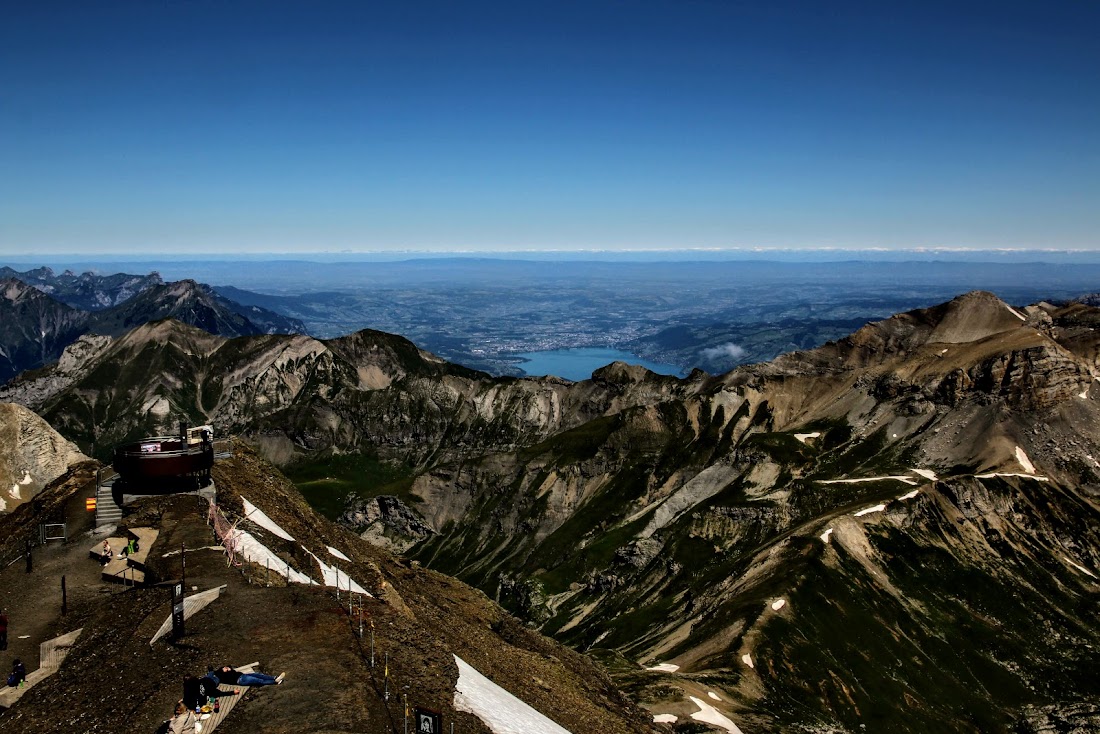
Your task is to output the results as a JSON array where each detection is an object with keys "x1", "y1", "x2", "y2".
[{"x1": 95, "y1": 471, "x2": 122, "y2": 529}]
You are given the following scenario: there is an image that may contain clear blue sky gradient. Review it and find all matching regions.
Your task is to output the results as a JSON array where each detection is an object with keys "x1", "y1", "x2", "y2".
[{"x1": 1, "y1": 0, "x2": 1097, "y2": 253}]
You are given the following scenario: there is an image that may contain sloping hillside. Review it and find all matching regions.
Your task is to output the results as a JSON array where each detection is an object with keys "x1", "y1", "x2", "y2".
[
  {"x1": 398, "y1": 293, "x2": 1100, "y2": 731},
  {"x1": 0, "y1": 441, "x2": 655, "y2": 734}
]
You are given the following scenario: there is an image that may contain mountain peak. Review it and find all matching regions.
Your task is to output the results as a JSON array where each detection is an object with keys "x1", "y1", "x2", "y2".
[
  {"x1": 926, "y1": 289, "x2": 1029, "y2": 343},
  {"x1": 1, "y1": 277, "x2": 37, "y2": 303}
]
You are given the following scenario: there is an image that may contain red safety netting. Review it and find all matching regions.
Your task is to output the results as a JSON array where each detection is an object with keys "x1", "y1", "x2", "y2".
[{"x1": 208, "y1": 499, "x2": 243, "y2": 567}]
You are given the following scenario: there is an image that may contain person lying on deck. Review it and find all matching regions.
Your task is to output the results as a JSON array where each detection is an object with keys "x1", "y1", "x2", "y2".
[{"x1": 209, "y1": 665, "x2": 285, "y2": 687}]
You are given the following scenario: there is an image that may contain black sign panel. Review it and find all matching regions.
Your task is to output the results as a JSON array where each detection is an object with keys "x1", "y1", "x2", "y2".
[
  {"x1": 415, "y1": 707, "x2": 441, "y2": 734},
  {"x1": 171, "y1": 582, "x2": 185, "y2": 639}
]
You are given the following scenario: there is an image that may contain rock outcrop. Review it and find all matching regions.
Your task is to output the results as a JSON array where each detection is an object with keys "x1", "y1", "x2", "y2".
[
  {"x1": 0, "y1": 403, "x2": 87, "y2": 513},
  {"x1": 340, "y1": 494, "x2": 436, "y2": 552}
]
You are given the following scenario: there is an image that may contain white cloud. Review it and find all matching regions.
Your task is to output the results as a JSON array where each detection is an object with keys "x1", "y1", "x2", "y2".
[{"x1": 701, "y1": 343, "x2": 746, "y2": 361}]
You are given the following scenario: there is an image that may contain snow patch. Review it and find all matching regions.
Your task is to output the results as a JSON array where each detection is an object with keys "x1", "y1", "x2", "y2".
[
  {"x1": 229, "y1": 529, "x2": 313, "y2": 584},
  {"x1": 20, "y1": 472, "x2": 32, "y2": 485},
  {"x1": 688, "y1": 696, "x2": 745, "y2": 734},
  {"x1": 794, "y1": 432, "x2": 820, "y2": 443},
  {"x1": 303, "y1": 547, "x2": 370, "y2": 595},
  {"x1": 653, "y1": 713, "x2": 677, "y2": 723},
  {"x1": 0, "y1": 496, "x2": 6, "y2": 512},
  {"x1": 241, "y1": 496, "x2": 295, "y2": 540},
  {"x1": 819, "y1": 528, "x2": 834, "y2": 543},
  {"x1": 939, "y1": 348, "x2": 949, "y2": 355},
  {"x1": 819, "y1": 476, "x2": 917, "y2": 486},
  {"x1": 911, "y1": 468, "x2": 937, "y2": 481},
  {"x1": 1005, "y1": 304, "x2": 1027, "y2": 321},
  {"x1": 897, "y1": 489, "x2": 920, "y2": 501},
  {"x1": 326, "y1": 545, "x2": 351, "y2": 561},
  {"x1": 1079, "y1": 387, "x2": 1090, "y2": 399},
  {"x1": 975, "y1": 473, "x2": 1049, "y2": 482},
  {"x1": 1064, "y1": 557, "x2": 1098, "y2": 579},
  {"x1": 771, "y1": 598, "x2": 786, "y2": 611},
  {"x1": 708, "y1": 691, "x2": 722, "y2": 701},
  {"x1": 9, "y1": 485, "x2": 20, "y2": 500},
  {"x1": 854, "y1": 504, "x2": 887, "y2": 517},
  {"x1": 639, "y1": 463, "x2": 741, "y2": 537},
  {"x1": 1015, "y1": 446, "x2": 1036, "y2": 474},
  {"x1": 454, "y1": 654, "x2": 573, "y2": 734},
  {"x1": 142, "y1": 396, "x2": 171, "y2": 417},
  {"x1": 645, "y1": 663, "x2": 680, "y2": 673},
  {"x1": 741, "y1": 653, "x2": 754, "y2": 669}
]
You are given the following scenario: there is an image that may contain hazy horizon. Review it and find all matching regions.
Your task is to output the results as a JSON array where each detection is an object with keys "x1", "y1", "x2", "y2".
[{"x1": 9, "y1": 247, "x2": 1100, "y2": 266}]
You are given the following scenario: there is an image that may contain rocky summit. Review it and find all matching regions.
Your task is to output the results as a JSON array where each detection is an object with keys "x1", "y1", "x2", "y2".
[{"x1": 2, "y1": 291, "x2": 1099, "y2": 732}]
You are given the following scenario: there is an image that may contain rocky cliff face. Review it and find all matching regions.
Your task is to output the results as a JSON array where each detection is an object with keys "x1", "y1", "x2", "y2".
[
  {"x1": 0, "y1": 402, "x2": 87, "y2": 513},
  {"x1": 8, "y1": 290, "x2": 1100, "y2": 732}
]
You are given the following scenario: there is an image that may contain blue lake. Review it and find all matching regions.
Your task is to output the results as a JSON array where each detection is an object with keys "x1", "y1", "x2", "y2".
[{"x1": 513, "y1": 348, "x2": 686, "y2": 381}]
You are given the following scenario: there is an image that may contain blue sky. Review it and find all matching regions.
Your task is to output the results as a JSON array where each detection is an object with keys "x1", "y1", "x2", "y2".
[{"x1": 1, "y1": 0, "x2": 1097, "y2": 253}]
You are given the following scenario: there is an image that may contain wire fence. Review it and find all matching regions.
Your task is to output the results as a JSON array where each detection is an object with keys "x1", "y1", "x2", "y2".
[{"x1": 200, "y1": 498, "x2": 454, "y2": 733}]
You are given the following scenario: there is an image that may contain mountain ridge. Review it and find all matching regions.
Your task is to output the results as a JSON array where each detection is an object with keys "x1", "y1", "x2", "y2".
[
  {"x1": 4, "y1": 290, "x2": 1099, "y2": 731},
  {"x1": 0, "y1": 274, "x2": 306, "y2": 384}
]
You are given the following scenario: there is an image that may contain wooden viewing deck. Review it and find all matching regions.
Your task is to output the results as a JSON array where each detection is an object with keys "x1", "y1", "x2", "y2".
[
  {"x1": 90, "y1": 527, "x2": 159, "y2": 586},
  {"x1": 0, "y1": 629, "x2": 83, "y2": 709}
]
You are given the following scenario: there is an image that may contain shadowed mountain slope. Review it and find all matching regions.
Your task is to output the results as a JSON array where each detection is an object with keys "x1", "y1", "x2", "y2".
[{"x1": 0, "y1": 279, "x2": 89, "y2": 385}]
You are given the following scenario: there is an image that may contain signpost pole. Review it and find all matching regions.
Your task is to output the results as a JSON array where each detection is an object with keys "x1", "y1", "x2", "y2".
[{"x1": 171, "y1": 581, "x2": 185, "y2": 640}]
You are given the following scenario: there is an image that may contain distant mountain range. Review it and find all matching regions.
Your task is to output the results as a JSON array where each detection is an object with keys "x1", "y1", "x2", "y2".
[
  {"x1": 0, "y1": 268, "x2": 305, "y2": 384},
  {"x1": 0, "y1": 265, "x2": 163, "y2": 310}
]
